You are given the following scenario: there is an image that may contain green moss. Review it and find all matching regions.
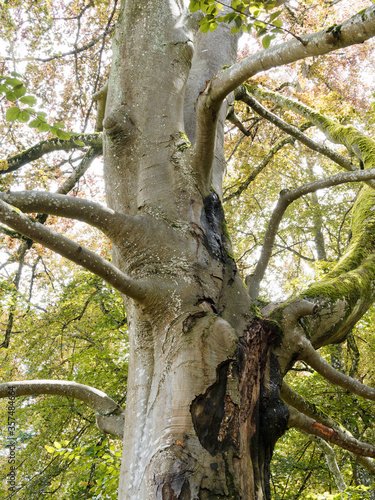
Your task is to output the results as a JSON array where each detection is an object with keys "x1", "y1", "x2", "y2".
[
  {"x1": 325, "y1": 123, "x2": 375, "y2": 166},
  {"x1": 175, "y1": 132, "x2": 191, "y2": 151},
  {"x1": 326, "y1": 24, "x2": 342, "y2": 38},
  {"x1": 221, "y1": 218, "x2": 231, "y2": 241}
]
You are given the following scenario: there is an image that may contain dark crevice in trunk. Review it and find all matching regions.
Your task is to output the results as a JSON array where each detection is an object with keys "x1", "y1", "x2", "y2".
[
  {"x1": 191, "y1": 359, "x2": 236, "y2": 456},
  {"x1": 191, "y1": 319, "x2": 288, "y2": 498}
]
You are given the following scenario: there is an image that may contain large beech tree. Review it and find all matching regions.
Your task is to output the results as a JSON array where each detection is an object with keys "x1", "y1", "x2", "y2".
[{"x1": 2, "y1": 1, "x2": 375, "y2": 498}]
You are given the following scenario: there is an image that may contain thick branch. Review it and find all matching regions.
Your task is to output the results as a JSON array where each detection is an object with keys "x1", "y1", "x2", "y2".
[
  {"x1": 210, "y1": 6, "x2": 375, "y2": 103},
  {"x1": 281, "y1": 382, "x2": 375, "y2": 474},
  {"x1": 247, "y1": 86, "x2": 375, "y2": 169},
  {"x1": 246, "y1": 169, "x2": 375, "y2": 301},
  {"x1": 0, "y1": 199, "x2": 148, "y2": 302},
  {"x1": 237, "y1": 88, "x2": 367, "y2": 178},
  {"x1": 1, "y1": 133, "x2": 102, "y2": 175},
  {"x1": 298, "y1": 337, "x2": 375, "y2": 401},
  {"x1": 0, "y1": 191, "x2": 129, "y2": 239},
  {"x1": 194, "y1": 6, "x2": 375, "y2": 187},
  {"x1": 288, "y1": 405, "x2": 375, "y2": 458},
  {"x1": 0, "y1": 380, "x2": 124, "y2": 438}
]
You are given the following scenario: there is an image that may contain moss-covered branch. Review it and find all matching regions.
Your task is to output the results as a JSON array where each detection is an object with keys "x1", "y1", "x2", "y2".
[
  {"x1": 247, "y1": 86, "x2": 375, "y2": 170},
  {"x1": 1, "y1": 133, "x2": 102, "y2": 175},
  {"x1": 302, "y1": 186, "x2": 375, "y2": 346},
  {"x1": 246, "y1": 169, "x2": 375, "y2": 301}
]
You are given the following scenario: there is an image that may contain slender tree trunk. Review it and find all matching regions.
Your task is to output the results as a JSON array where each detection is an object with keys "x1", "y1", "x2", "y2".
[{"x1": 103, "y1": 1, "x2": 288, "y2": 497}]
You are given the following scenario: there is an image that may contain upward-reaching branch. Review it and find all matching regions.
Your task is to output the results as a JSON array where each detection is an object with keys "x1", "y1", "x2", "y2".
[
  {"x1": 298, "y1": 337, "x2": 375, "y2": 401},
  {"x1": 193, "y1": 5, "x2": 375, "y2": 189},
  {"x1": 246, "y1": 169, "x2": 375, "y2": 301}
]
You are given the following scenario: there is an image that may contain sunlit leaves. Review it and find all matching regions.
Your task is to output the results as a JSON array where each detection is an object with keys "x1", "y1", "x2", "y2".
[
  {"x1": 189, "y1": 0, "x2": 283, "y2": 46},
  {"x1": 1, "y1": 73, "x2": 71, "y2": 140},
  {"x1": 44, "y1": 439, "x2": 121, "y2": 497}
]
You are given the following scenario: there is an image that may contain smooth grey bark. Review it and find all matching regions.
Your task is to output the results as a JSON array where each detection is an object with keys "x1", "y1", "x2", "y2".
[{"x1": 2, "y1": 2, "x2": 375, "y2": 499}]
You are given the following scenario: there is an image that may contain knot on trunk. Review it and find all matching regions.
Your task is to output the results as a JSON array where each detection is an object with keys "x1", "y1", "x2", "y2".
[{"x1": 103, "y1": 109, "x2": 135, "y2": 144}]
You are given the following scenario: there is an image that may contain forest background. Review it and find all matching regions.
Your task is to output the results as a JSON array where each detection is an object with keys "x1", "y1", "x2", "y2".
[{"x1": 1, "y1": 0, "x2": 375, "y2": 498}]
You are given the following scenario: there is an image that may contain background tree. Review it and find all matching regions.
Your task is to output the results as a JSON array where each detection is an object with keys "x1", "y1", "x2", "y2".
[{"x1": 1, "y1": 0, "x2": 375, "y2": 498}]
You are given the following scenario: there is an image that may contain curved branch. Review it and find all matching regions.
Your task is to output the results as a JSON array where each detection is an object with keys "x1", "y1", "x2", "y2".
[
  {"x1": 281, "y1": 382, "x2": 375, "y2": 474},
  {"x1": 0, "y1": 191, "x2": 129, "y2": 239},
  {"x1": 210, "y1": 6, "x2": 375, "y2": 104},
  {"x1": 298, "y1": 337, "x2": 375, "y2": 402},
  {"x1": 1, "y1": 133, "x2": 102, "y2": 175},
  {"x1": 246, "y1": 169, "x2": 375, "y2": 301},
  {"x1": 247, "y1": 86, "x2": 375, "y2": 169},
  {"x1": 0, "y1": 199, "x2": 148, "y2": 302},
  {"x1": 0, "y1": 380, "x2": 124, "y2": 439},
  {"x1": 237, "y1": 88, "x2": 368, "y2": 180},
  {"x1": 287, "y1": 405, "x2": 375, "y2": 458},
  {"x1": 193, "y1": 5, "x2": 375, "y2": 188}
]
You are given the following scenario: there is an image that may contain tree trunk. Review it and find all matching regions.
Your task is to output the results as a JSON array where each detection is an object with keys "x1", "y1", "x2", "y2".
[{"x1": 103, "y1": 1, "x2": 288, "y2": 497}]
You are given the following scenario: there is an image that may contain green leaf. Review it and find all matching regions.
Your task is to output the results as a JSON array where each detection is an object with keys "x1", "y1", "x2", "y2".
[
  {"x1": 20, "y1": 95, "x2": 37, "y2": 105},
  {"x1": 5, "y1": 106, "x2": 21, "y2": 122},
  {"x1": 74, "y1": 140, "x2": 86, "y2": 147},
  {"x1": 272, "y1": 19, "x2": 283, "y2": 28},
  {"x1": 269, "y1": 10, "x2": 281, "y2": 21},
  {"x1": 56, "y1": 129, "x2": 71, "y2": 140},
  {"x1": 10, "y1": 71, "x2": 23, "y2": 78},
  {"x1": 5, "y1": 91, "x2": 17, "y2": 102},
  {"x1": 53, "y1": 122, "x2": 65, "y2": 129},
  {"x1": 249, "y1": 5, "x2": 260, "y2": 16},
  {"x1": 224, "y1": 12, "x2": 236, "y2": 23},
  {"x1": 189, "y1": 0, "x2": 201, "y2": 12},
  {"x1": 45, "y1": 445, "x2": 55, "y2": 453},
  {"x1": 262, "y1": 34, "x2": 272, "y2": 49},
  {"x1": 234, "y1": 15, "x2": 242, "y2": 28},
  {"x1": 7, "y1": 78, "x2": 23, "y2": 88},
  {"x1": 14, "y1": 84, "x2": 26, "y2": 98},
  {"x1": 18, "y1": 110, "x2": 30, "y2": 123},
  {"x1": 209, "y1": 21, "x2": 218, "y2": 31},
  {"x1": 37, "y1": 122, "x2": 51, "y2": 132},
  {"x1": 231, "y1": 25, "x2": 241, "y2": 34},
  {"x1": 29, "y1": 119, "x2": 40, "y2": 128},
  {"x1": 200, "y1": 22, "x2": 210, "y2": 33}
]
